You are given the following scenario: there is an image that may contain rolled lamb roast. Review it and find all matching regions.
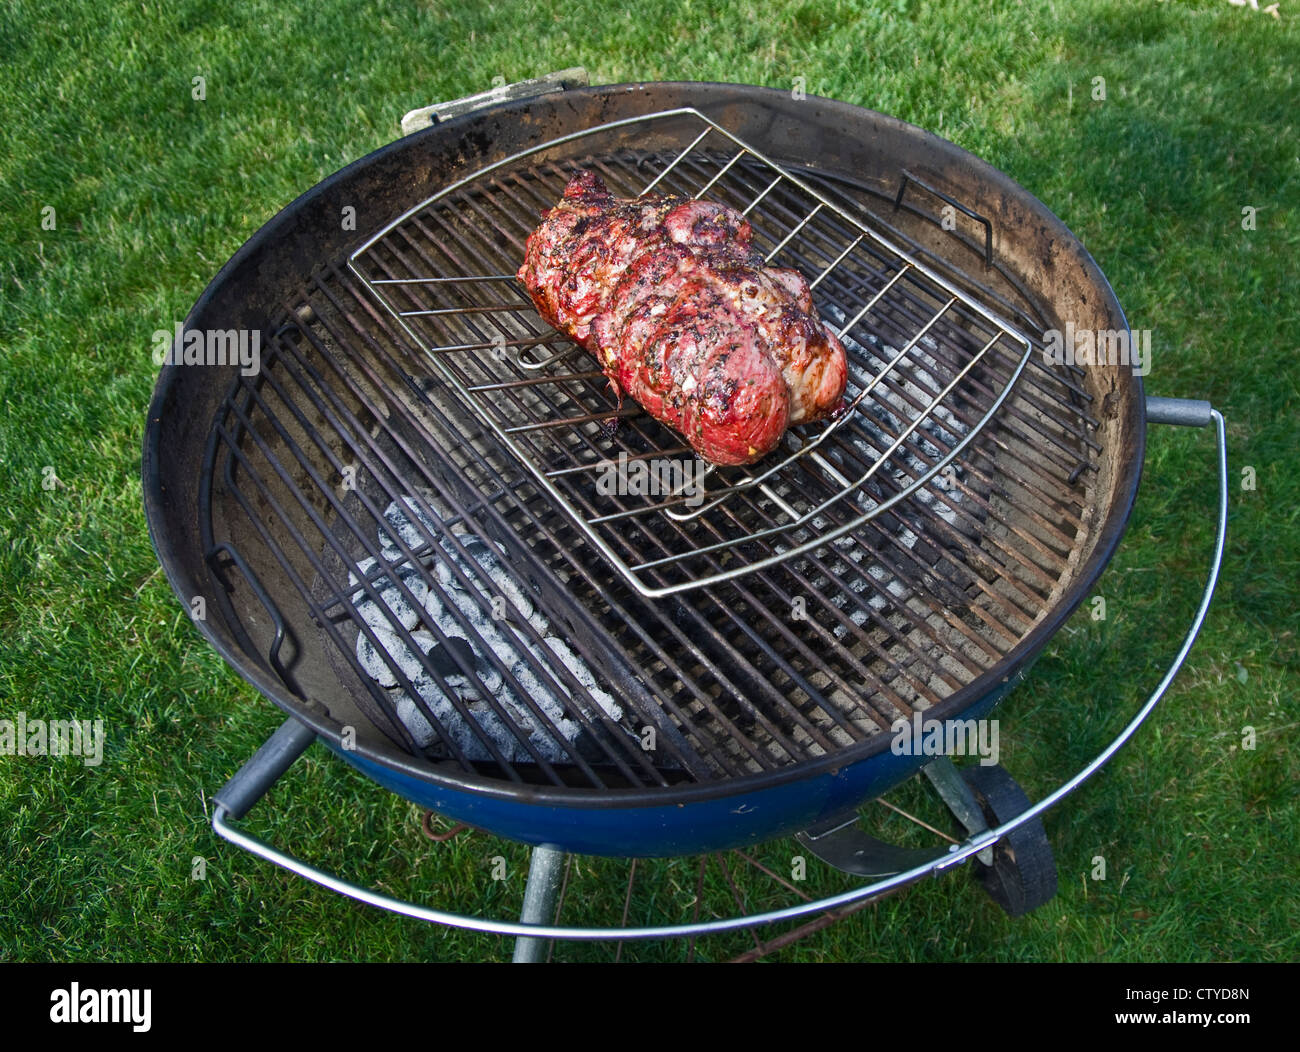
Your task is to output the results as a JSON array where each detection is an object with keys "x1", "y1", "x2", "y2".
[{"x1": 517, "y1": 171, "x2": 848, "y2": 466}]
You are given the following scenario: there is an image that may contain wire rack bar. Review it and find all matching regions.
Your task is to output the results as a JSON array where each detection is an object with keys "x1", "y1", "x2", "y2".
[{"x1": 348, "y1": 108, "x2": 1034, "y2": 598}]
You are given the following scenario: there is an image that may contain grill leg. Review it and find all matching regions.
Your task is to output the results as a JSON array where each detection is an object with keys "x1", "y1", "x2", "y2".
[{"x1": 511, "y1": 845, "x2": 566, "y2": 963}]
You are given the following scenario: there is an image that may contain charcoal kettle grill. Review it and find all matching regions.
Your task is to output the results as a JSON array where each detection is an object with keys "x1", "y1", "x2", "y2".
[{"x1": 142, "y1": 76, "x2": 1227, "y2": 951}]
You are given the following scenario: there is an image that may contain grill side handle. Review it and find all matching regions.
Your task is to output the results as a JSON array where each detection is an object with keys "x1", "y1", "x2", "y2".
[
  {"x1": 1147, "y1": 395, "x2": 1214, "y2": 428},
  {"x1": 213, "y1": 718, "x2": 317, "y2": 821}
]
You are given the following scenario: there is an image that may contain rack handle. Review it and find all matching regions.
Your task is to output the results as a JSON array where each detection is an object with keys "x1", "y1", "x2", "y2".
[
  {"x1": 400, "y1": 69, "x2": 589, "y2": 136},
  {"x1": 895, "y1": 168, "x2": 994, "y2": 268},
  {"x1": 207, "y1": 541, "x2": 293, "y2": 687}
]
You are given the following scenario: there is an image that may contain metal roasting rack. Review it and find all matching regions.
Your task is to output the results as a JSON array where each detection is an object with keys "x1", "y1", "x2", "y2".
[{"x1": 347, "y1": 109, "x2": 1036, "y2": 598}]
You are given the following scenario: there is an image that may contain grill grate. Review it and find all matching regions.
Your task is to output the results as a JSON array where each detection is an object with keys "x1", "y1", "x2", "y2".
[
  {"x1": 347, "y1": 109, "x2": 1035, "y2": 597},
  {"x1": 199, "y1": 110, "x2": 1103, "y2": 791}
]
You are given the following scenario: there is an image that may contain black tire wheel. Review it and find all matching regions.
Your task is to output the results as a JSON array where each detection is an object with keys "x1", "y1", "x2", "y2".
[{"x1": 960, "y1": 764, "x2": 1058, "y2": 918}]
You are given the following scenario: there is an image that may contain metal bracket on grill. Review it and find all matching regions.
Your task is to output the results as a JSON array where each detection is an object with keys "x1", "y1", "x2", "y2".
[
  {"x1": 796, "y1": 757, "x2": 1003, "y2": 874},
  {"x1": 349, "y1": 107, "x2": 1035, "y2": 597},
  {"x1": 921, "y1": 756, "x2": 996, "y2": 866},
  {"x1": 796, "y1": 815, "x2": 948, "y2": 877},
  {"x1": 400, "y1": 68, "x2": 589, "y2": 136}
]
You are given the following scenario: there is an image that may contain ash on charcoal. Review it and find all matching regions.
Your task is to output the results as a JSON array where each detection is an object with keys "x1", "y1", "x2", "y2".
[
  {"x1": 355, "y1": 495, "x2": 627, "y2": 765},
  {"x1": 349, "y1": 558, "x2": 428, "y2": 632}
]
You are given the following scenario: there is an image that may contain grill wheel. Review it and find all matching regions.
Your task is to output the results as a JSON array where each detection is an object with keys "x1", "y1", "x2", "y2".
[{"x1": 961, "y1": 763, "x2": 1058, "y2": 917}]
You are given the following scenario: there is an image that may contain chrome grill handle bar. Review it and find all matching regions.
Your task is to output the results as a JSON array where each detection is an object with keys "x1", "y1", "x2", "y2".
[{"x1": 211, "y1": 403, "x2": 1227, "y2": 940}]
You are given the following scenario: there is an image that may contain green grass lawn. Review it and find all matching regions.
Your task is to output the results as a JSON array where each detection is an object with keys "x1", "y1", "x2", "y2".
[{"x1": 1, "y1": 0, "x2": 1296, "y2": 962}]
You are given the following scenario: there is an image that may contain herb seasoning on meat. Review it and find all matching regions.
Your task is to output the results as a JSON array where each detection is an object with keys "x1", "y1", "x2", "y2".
[{"x1": 517, "y1": 171, "x2": 848, "y2": 465}]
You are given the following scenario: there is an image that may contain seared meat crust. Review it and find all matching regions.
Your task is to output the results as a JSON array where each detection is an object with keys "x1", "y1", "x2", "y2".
[{"x1": 517, "y1": 171, "x2": 847, "y2": 465}]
